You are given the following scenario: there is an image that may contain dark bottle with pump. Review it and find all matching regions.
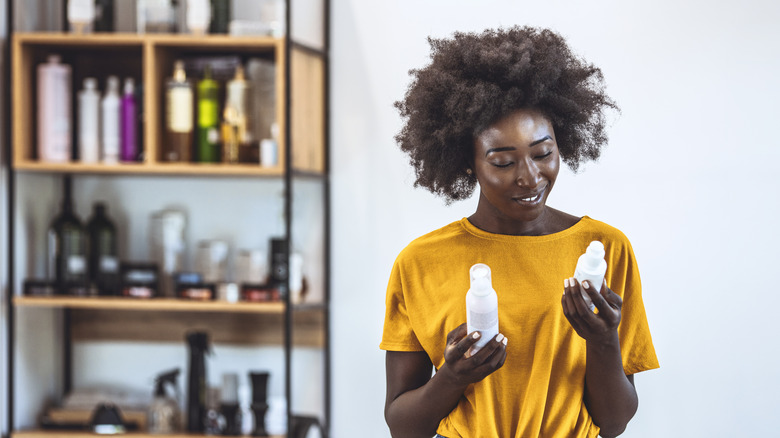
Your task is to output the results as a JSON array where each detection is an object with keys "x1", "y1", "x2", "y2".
[
  {"x1": 48, "y1": 178, "x2": 88, "y2": 295},
  {"x1": 86, "y1": 202, "x2": 119, "y2": 295},
  {"x1": 186, "y1": 331, "x2": 210, "y2": 432}
]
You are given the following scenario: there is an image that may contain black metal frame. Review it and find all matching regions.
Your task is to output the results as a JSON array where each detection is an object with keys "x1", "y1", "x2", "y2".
[
  {"x1": 283, "y1": 0, "x2": 332, "y2": 435},
  {"x1": 4, "y1": 0, "x2": 15, "y2": 435},
  {"x1": 4, "y1": 0, "x2": 332, "y2": 435}
]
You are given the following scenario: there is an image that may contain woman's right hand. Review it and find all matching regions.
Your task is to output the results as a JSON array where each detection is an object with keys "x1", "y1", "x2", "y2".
[{"x1": 440, "y1": 323, "x2": 507, "y2": 386}]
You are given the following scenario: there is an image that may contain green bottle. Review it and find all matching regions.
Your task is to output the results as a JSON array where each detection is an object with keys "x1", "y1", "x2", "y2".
[{"x1": 197, "y1": 65, "x2": 220, "y2": 162}]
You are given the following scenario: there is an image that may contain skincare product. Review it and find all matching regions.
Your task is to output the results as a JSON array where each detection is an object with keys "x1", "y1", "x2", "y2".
[
  {"x1": 186, "y1": 332, "x2": 211, "y2": 433},
  {"x1": 573, "y1": 241, "x2": 608, "y2": 312},
  {"x1": 121, "y1": 77, "x2": 138, "y2": 162},
  {"x1": 120, "y1": 262, "x2": 160, "y2": 298},
  {"x1": 249, "y1": 372, "x2": 269, "y2": 437},
  {"x1": 197, "y1": 65, "x2": 220, "y2": 162},
  {"x1": 86, "y1": 202, "x2": 119, "y2": 295},
  {"x1": 150, "y1": 209, "x2": 187, "y2": 297},
  {"x1": 78, "y1": 77, "x2": 100, "y2": 163},
  {"x1": 48, "y1": 178, "x2": 88, "y2": 295},
  {"x1": 101, "y1": 75, "x2": 121, "y2": 163},
  {"x1": 220, "y1": 373, "x2": 241, "y2": 436},
  {"x1": 37, "y1": 55, "x2": 72, "y2": 163},
  {"x1": 210, "y1": 0, "x2": 231, "y2": 33},
  {"x1": 67, "y1": 0, "x2": 95, "y2": 33},
  {"x1": 466, "y1": 263, "x2": 499, "y2": 355},
  {"x1": 164, "y1": 60, "x2": 194, "y2": 162},
  {"x1": 196, "y1": 240, "x2": 229, "y2": 283},
  {"x1": 137, "y1": 0, "x2": 175, "y2": 33},
  {"x1": 94, "y1": 0, "x2": 115, "y2": 31},
  {"x1": 148, "y1": 368, "x2": 181, "y2": 434},
  {"x1": 221, "y1": 65, "x2": 251, "y2": 164},
  {"x1": 186, "y1": 0, "x2": 210, "y2": 34}
]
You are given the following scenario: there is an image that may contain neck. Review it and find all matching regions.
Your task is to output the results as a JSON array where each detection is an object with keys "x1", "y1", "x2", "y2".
[{"x1": 468, "y1": 196, "x2": 565, "y2": 236}]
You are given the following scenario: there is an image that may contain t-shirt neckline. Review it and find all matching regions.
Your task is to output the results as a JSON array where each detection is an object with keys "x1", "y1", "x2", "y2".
[{"x1": 459, "y1": 216, "x2": 591, "y2": 242}]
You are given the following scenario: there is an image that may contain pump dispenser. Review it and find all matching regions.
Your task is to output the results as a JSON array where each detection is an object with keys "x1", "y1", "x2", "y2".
[
  {"x1": 148, "y1": 368, "x2": 181, "y2": 434},
  {"x1": 466, "y1": 263, "x2": 499, "y2": 356},
  {"x1": 573, "y1": 241, "x2": 608, "y2": 311}
]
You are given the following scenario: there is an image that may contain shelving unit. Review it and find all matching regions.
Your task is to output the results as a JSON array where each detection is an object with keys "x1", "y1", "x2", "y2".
[{"x1": 4, "y1": 1, "x2": 330, "y2": 437}]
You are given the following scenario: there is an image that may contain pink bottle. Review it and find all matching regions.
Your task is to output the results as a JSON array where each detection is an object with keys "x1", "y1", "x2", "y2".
[{"x1": 37, "y1": 55, "x2": 72, "y2": 162}]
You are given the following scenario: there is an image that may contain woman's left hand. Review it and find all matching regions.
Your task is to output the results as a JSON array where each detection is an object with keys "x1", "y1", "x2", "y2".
[{"x1": 561, "y1": 278, "x2": 622, "y2": 345}]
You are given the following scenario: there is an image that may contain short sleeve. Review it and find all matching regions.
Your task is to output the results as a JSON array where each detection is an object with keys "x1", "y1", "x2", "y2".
[
  {"x1": 379, "y1": 256, "x2": 424, "y2": 351},
  {"x1": 608, "y1": 238, "x2": 660, "y2": 375}
]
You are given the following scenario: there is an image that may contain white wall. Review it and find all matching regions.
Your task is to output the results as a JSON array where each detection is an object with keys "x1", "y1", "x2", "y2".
[{"x1": 330, "y1": 0, "x2": 780, "y2": 437}]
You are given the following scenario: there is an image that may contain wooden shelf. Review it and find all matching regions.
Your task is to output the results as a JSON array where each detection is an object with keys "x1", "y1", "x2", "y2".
[
  {"x1": 13, "y1": 160, "x2": 285, "y2": 176},
  {"x1": 14, "y1": 296, "x2": 285, "y2": 314},
  {"x1": 13, "y1": 32, "x2": 280, "y2": 49},
  {"x1": 12, "y1": 431, "x2": 285, "y2": 438}
]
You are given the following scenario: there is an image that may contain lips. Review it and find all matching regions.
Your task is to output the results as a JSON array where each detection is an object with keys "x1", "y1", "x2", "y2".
[{"x1": 512, "y1": 186, "x2": 546, "y2": 206}]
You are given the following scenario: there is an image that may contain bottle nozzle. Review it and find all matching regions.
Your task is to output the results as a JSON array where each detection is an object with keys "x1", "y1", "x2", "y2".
[
  {"x1": 583, "y1": 241, "x2": 606, "y2": 270},
  {"x1": 469, "y1": 263, "x2": 492, "y2": 296}
]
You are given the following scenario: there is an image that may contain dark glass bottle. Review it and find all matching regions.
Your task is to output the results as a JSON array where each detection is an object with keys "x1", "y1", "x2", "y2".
[
  {"x1": 209, "y1": 0, "x2": 231, "y2": 34},
  {"x1": 48, "y1": 179, "x2": 88, "y2": 295},
  {"x1": 86, "y1": 202, "x2": 120, "y2": 295},
  {"x1": 186, "y1": 331, "x2": 210, "y2": 433},
  {"x1": 94, "y1": 0, "x2": 115, "y2": 32}
]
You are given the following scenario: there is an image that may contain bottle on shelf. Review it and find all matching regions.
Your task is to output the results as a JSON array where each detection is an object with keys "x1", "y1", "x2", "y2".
[
  {"x1": 196, "y1": 65, "x2": 220, "y2": 162},
  {"x1": 186, "y1": 331, "x2": 211, "y2": 433},
  {"x1": 37, "y1": 54, "x2": 72, "y2": 163},
  {"x1": 186, "y1": 0, "x2": 211, "y2": 35},
  {"x1": 67, "y1": 0, "x2": 95, "y2": 33},
  {"x1": 86, "y1": 202, "x2": 120, "y2": 295},
  {"x1": 121, "y1": 77, "x2": 138, "y2": 162},
  {"x1": 101, "y1": 75, "x2": 121, "y2": 163},
  {"x1": 48, "y1": 178, "x2": 88, "y2": 295},
  {"x1": 94, "y1": 0, "x2": 115, "y2": 32},
  {"x1": 209, "y1": 0, "x2": 231, "y2": 34},
  {"x1": 164, "y1": 60, "x2": 194, "y2": 162},
  {"x1": 221, "y1": 64, "x2": 252, "y2": 164},
  {"x1": 78, "y1": 77, "x2": 101, "y2": 163}
]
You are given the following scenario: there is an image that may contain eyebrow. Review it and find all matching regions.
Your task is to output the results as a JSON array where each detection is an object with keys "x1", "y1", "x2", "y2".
[{"x1": 485, "y1": 135, "x2": 553, "y2": 156}]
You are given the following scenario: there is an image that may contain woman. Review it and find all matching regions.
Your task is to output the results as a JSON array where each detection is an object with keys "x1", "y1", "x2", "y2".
[{"x1": 381, "y1": 27, "x2": 659, "y2": 438}]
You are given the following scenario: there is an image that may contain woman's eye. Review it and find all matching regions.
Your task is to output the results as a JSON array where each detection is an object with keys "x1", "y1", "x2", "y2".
[
  {"x1": 491, "y1": 162, "x2": 513, "y2": 168},
  {"x1": 535, "y1": 151, "x2": 553, "y2": 160}
]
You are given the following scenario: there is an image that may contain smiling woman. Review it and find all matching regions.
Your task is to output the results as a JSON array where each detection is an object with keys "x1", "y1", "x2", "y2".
[{"x1": 381, "y1": 26, "x2": 659, "y2": 438}]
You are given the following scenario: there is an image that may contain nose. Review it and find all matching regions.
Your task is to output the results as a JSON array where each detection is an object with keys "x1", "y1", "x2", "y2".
[{"x1": 516, "y1": 159, "x2": 542, "y2": 188}]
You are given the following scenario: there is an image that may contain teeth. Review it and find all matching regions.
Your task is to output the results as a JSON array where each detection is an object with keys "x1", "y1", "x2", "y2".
[{"x1": 521, "y1": 194, "x2": 540, "y2": 202}]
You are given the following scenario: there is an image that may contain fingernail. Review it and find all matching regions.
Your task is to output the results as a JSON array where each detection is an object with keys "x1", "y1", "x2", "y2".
[
  {"x1": 502, "y1": 337, "x2": 508, "y2": 346},
  {"x1": 582, "y1": 280, "x2": 590, "y2": 289},
  {"x1": 496, "y1": 333, "x2": 504, "y2": 342},
  {"x1": 564, "y1": 278, "x2": 569, "y2": 288},
  {"x1": 472, "y1": 332, "x2": 480, "y2": 339}
]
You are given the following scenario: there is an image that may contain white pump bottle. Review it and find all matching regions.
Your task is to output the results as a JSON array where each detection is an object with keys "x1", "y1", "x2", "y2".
[
  {"x1": 466, "y1": 263, "x2": 499, "y2": 356},
  {"x1": 573, "y1": 241, "x2": 608, "y2": 311}
]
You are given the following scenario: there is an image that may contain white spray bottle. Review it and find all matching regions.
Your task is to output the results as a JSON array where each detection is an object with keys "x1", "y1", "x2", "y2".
[
  {"x1": 466, "y1": 263, "x2": 499, "y2": 356},
  {"x1": 573, "y1": 241, "x2": 608, "y2": 311}
]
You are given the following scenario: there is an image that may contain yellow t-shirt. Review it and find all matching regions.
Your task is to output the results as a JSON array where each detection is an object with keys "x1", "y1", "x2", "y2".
[{"x1": 380, "y1": 217, "x2": 659, "y2": 438}]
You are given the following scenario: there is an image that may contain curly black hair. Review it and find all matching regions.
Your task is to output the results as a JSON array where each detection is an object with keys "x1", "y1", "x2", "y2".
[{"x1": 394, "y1": 26, "x2": 619, "y2": 203}]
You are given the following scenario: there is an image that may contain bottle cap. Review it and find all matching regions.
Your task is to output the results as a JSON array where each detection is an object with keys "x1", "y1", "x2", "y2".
[
  {"x1": 106, "y1": 75, "x2": 119, "y2": 93},
  {"x1": 469, "y1": 263, "x2": 492, "y2": 296},
  {"x1": 123, "y1": 77, "x2": 135, "y2": 95},
  {"x1": 583, "y1": 241, "x2": 605, "y2": 270},
  {"x1": 84, "y1": 77, "x2": 97, "y2": 89}
]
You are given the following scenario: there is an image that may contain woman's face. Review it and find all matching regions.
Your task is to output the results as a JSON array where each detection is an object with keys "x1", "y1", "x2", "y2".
[{"x1": 472, "y1": 108, "x2": 560, "y2": 231}]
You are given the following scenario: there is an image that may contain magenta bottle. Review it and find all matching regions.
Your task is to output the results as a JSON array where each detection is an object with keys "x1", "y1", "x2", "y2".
[{"x1": 121, "y1": 77, "x2": 137, "y2": 162}]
